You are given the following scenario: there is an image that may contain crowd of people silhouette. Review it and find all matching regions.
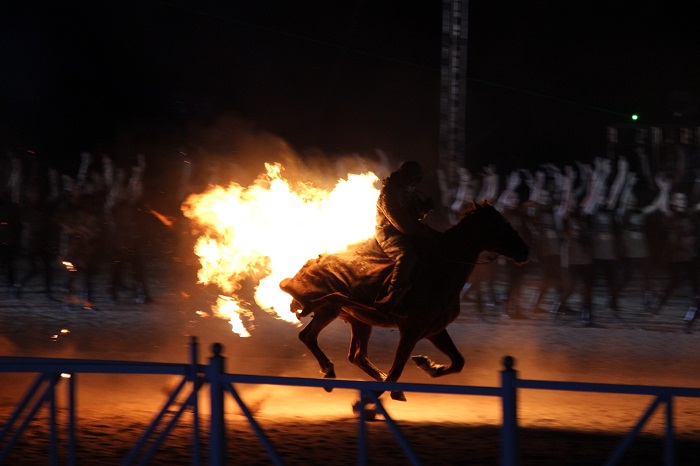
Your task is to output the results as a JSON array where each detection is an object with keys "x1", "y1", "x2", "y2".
[
  {"x1": 2, "y1": 143, "x2": 698, "y2": 333},
  {"x1": 443, "y1": 147, "x2": 699, "y2": 331}
]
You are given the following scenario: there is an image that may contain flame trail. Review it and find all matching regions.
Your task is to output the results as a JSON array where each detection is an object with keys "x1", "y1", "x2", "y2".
[{"x1": 182, "y1": 162, "x2": 380, "y2": 336}]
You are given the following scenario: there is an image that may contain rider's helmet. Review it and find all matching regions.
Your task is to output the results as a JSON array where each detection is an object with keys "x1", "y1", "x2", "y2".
[{"x1": 397, "y1": 161, "x2": 423, "y2": 187}]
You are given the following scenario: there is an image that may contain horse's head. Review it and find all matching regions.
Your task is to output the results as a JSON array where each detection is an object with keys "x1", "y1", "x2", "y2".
[{"x1": 455, "y1": 200, "x2": 529, "y2": 264}]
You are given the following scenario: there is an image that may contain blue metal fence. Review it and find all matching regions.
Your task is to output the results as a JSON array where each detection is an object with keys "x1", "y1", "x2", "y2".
[{"x1": 2, "y1": 337, "x2": 699, "y2": 465}]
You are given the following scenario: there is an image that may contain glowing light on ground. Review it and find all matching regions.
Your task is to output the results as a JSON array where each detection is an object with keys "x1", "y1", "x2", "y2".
[{"x1": 182, "y1": 162, "x2": 380, "y2": 336}]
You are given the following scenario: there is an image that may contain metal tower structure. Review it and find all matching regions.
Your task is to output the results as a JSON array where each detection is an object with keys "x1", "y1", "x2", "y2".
[{"x1": 438, "y1": 0, "x2": 469, "y2": 207}]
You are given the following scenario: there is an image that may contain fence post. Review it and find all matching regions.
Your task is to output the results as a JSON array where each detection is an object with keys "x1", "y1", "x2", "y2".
[
  {"x1": 48, "y1": 373, "x2": 58, "y2": 466},
  {"x1": 190, "y1": 336, "x2": 201, "y2": 466},
  {"x1": 67, "y1": 373, "x2": 76, "y2": 466},
  {"x1": 501, "y1": 355, "x2": 519, "y2": 466},
  {"x1": 208, "y1": 343, "x2": 226, "y2": 466}
]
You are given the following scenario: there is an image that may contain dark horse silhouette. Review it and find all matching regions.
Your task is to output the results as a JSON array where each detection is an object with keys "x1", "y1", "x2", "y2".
[{"x1": 279, "y1": 201, "x2": 529, "y2": 400}]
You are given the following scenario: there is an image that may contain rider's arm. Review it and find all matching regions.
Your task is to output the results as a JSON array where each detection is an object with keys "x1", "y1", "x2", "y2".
[
  {"x1": 379, "y1": 189, "x2": 438, "y2": 240},
  {"x1": 476, "y1": 166, "x2": 498, "y2": 203},
  {"x1": 495, "y1": 170, "x2": 520, "y2": 212}
]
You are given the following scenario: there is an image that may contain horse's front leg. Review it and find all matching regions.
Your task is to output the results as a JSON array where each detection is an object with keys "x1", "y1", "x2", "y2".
[
  {"x1": 383, "y1": 333, "x2": 420, "y2": 401},
  {"x1": 412, "y1": 328, "x2": 465, "y2": 377}
]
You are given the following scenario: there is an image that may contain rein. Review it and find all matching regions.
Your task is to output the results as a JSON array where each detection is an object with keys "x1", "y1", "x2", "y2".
[{"x1": 439, "y1": 253, "x2": 500, "y2": 266}]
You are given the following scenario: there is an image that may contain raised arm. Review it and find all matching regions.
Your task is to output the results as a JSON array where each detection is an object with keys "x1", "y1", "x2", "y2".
[
  {"x1": 650, "y1": 173, "x2": 672, "y2": 215},
  {"x1": 449, "y1": 166, "x2": 472, "y2": 214},
  {"x1": 495, "y1": 170, "x2": 521, "y2": 211},
  {"x1": 616, "y1": 171, "x2": 638, "y2": 221},
  {"x1": 556, "y1": 165, "x2": 576, "y2": 219},
  {"x1": 578, "y1": 161, "x2": 597, "y2": 215},
  {"x1": 127, "y1": 153, "x2": 146, "y2": 203},
  {"x1": 475, "y1": 165, "x2": 498, "y2": 202},
  {"x1": 542, "y1": 163, "x2": 565, "y2": 199},
  {"x1": 77, "y1": 151, "x2": 91, "y2": 187},
  {"x1": 605, "y1": 156, "x2": 629, "y2": 210}
]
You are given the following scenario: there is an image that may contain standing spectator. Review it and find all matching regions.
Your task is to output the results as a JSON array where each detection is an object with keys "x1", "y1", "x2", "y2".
[
  {"x1": 0, "y1": 154, "x2": 22, "y2": 295},
  {"x1": 16, "y1": 168, "x2": 61, "y2": 299},
  {"x1": 557, "y1": 163, "x2": 596, "y2": 326},
  {"x1": 495, "y1": 170, "x2": 533, "y2": 318},
  {"x1": 526, "y1": 169, "x2": 564, "y2": 314},
  {"x1": 580, "y1": 157, "x2": 626, "y2": 321},
  {"x1": 652, "y1": 174, "x2": 699, "y2": 330},
  {"x1": 460, "y1": 167, "x2": 500, "y2": 317},
  {"x1": 56, "y1": 152, "x2": 107, "y2": 309},
  {"x1": 615, "y1": 171, "x2": 661, "y2": 311},
  {"x1": 105, "y1": 154, "x2": 151, "y2": 303}
]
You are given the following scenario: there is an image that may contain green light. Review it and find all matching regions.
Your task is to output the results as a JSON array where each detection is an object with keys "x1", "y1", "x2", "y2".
[{"x1": 631, "y1": 114, "x2": 639, "y2": 121}]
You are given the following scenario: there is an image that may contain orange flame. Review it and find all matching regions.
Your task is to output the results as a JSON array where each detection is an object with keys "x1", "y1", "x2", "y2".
[
  {"x1": 148, "y1": 208, "x2": 175, "y2": 228},
  {"x1": 182, "y1": 162, "x2": 380, "y2": 336}
]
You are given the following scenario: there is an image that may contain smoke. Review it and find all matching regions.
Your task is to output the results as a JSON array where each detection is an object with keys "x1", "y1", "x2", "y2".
[{"x1": 180, "y1": 114, "x2": 391, "y2": 192}]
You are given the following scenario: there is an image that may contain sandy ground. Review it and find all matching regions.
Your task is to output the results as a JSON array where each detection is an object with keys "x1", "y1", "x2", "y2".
[{"x1": 1, "y1": 258, "x2": 700, "y2": 464}]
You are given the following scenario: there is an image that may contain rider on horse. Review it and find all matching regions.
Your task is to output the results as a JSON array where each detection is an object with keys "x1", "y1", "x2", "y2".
[{"x1": 374, "y1": 161, "x2": 439, "y2": 317}]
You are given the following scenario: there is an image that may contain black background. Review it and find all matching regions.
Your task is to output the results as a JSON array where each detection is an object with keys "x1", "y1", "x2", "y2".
[{"x1": 2, "y1": 0, "x2": 699, "y2": 173}]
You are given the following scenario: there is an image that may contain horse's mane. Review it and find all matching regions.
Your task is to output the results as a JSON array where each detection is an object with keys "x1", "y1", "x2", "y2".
[
  {"x1": 454, "y1": 199, "x2": 494, "y2": 223},
  {"x1": 440, "y1": 200, "x2": 497, "y2": 246}
]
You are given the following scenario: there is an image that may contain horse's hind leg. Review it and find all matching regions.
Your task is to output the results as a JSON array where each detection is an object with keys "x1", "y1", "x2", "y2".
[
  {"x1": 412, "y1": 328, "x2": 465, "y2": 377},
  {"x1": 347, "y1": 319, "x2": 387, "y2": 382},
  {"x1": 298, "y1": 310, "x2": 339, "y2": 382}
]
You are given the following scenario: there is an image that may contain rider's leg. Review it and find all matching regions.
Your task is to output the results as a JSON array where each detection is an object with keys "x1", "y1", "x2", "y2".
[{"x1": 374, "y1": 236, "x2": 417, "y2": 315}]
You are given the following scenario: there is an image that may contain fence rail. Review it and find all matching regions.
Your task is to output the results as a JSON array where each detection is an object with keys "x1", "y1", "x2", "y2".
[{"x1": 1, "y1": 337, "x2": 699, "y2": 466}]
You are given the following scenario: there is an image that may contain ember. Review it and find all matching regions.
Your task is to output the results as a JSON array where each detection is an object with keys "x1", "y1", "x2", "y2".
[{"x1": 182, "y1": 162, "x2": 380, "y2": 336}]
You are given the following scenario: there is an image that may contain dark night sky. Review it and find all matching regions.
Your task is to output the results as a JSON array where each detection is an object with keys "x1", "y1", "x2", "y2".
[{"x1": 2, "y1": 0, "x2": 699, "y2": 172}]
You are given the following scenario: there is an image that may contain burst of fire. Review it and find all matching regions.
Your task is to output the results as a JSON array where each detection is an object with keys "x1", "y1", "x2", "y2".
[
  {"x1": 62, "y1": 261, "x2": 77, "y2": 272},
  {"x1": 148, "y1": 208, "x2": 176, "y2": 228},
  {"x1": 182, "y1": 162, "x2": 380, "y2": 336}
]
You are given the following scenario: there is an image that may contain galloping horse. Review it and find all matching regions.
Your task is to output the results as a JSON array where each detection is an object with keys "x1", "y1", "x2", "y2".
[{"x1": 279, "y1": 201, "x2": 529, "y2": 400}]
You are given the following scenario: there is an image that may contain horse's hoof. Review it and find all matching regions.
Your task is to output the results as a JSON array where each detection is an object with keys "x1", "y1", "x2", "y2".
[
  {"x1": 390, "y1": 391, "x2": 407, "y2": 402},
  {"x1": 322, "y1": 365, "x2": 336, "y2": 392},
  {"x1": 412, "y1": 355, "x2": 431, "y2": 370},
  {"x1": 352, "y1": 401, "x2": 377, "y2": 421},
  {"x1": 413, "y1": 355, "x2": 438, "y2": 376}
]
